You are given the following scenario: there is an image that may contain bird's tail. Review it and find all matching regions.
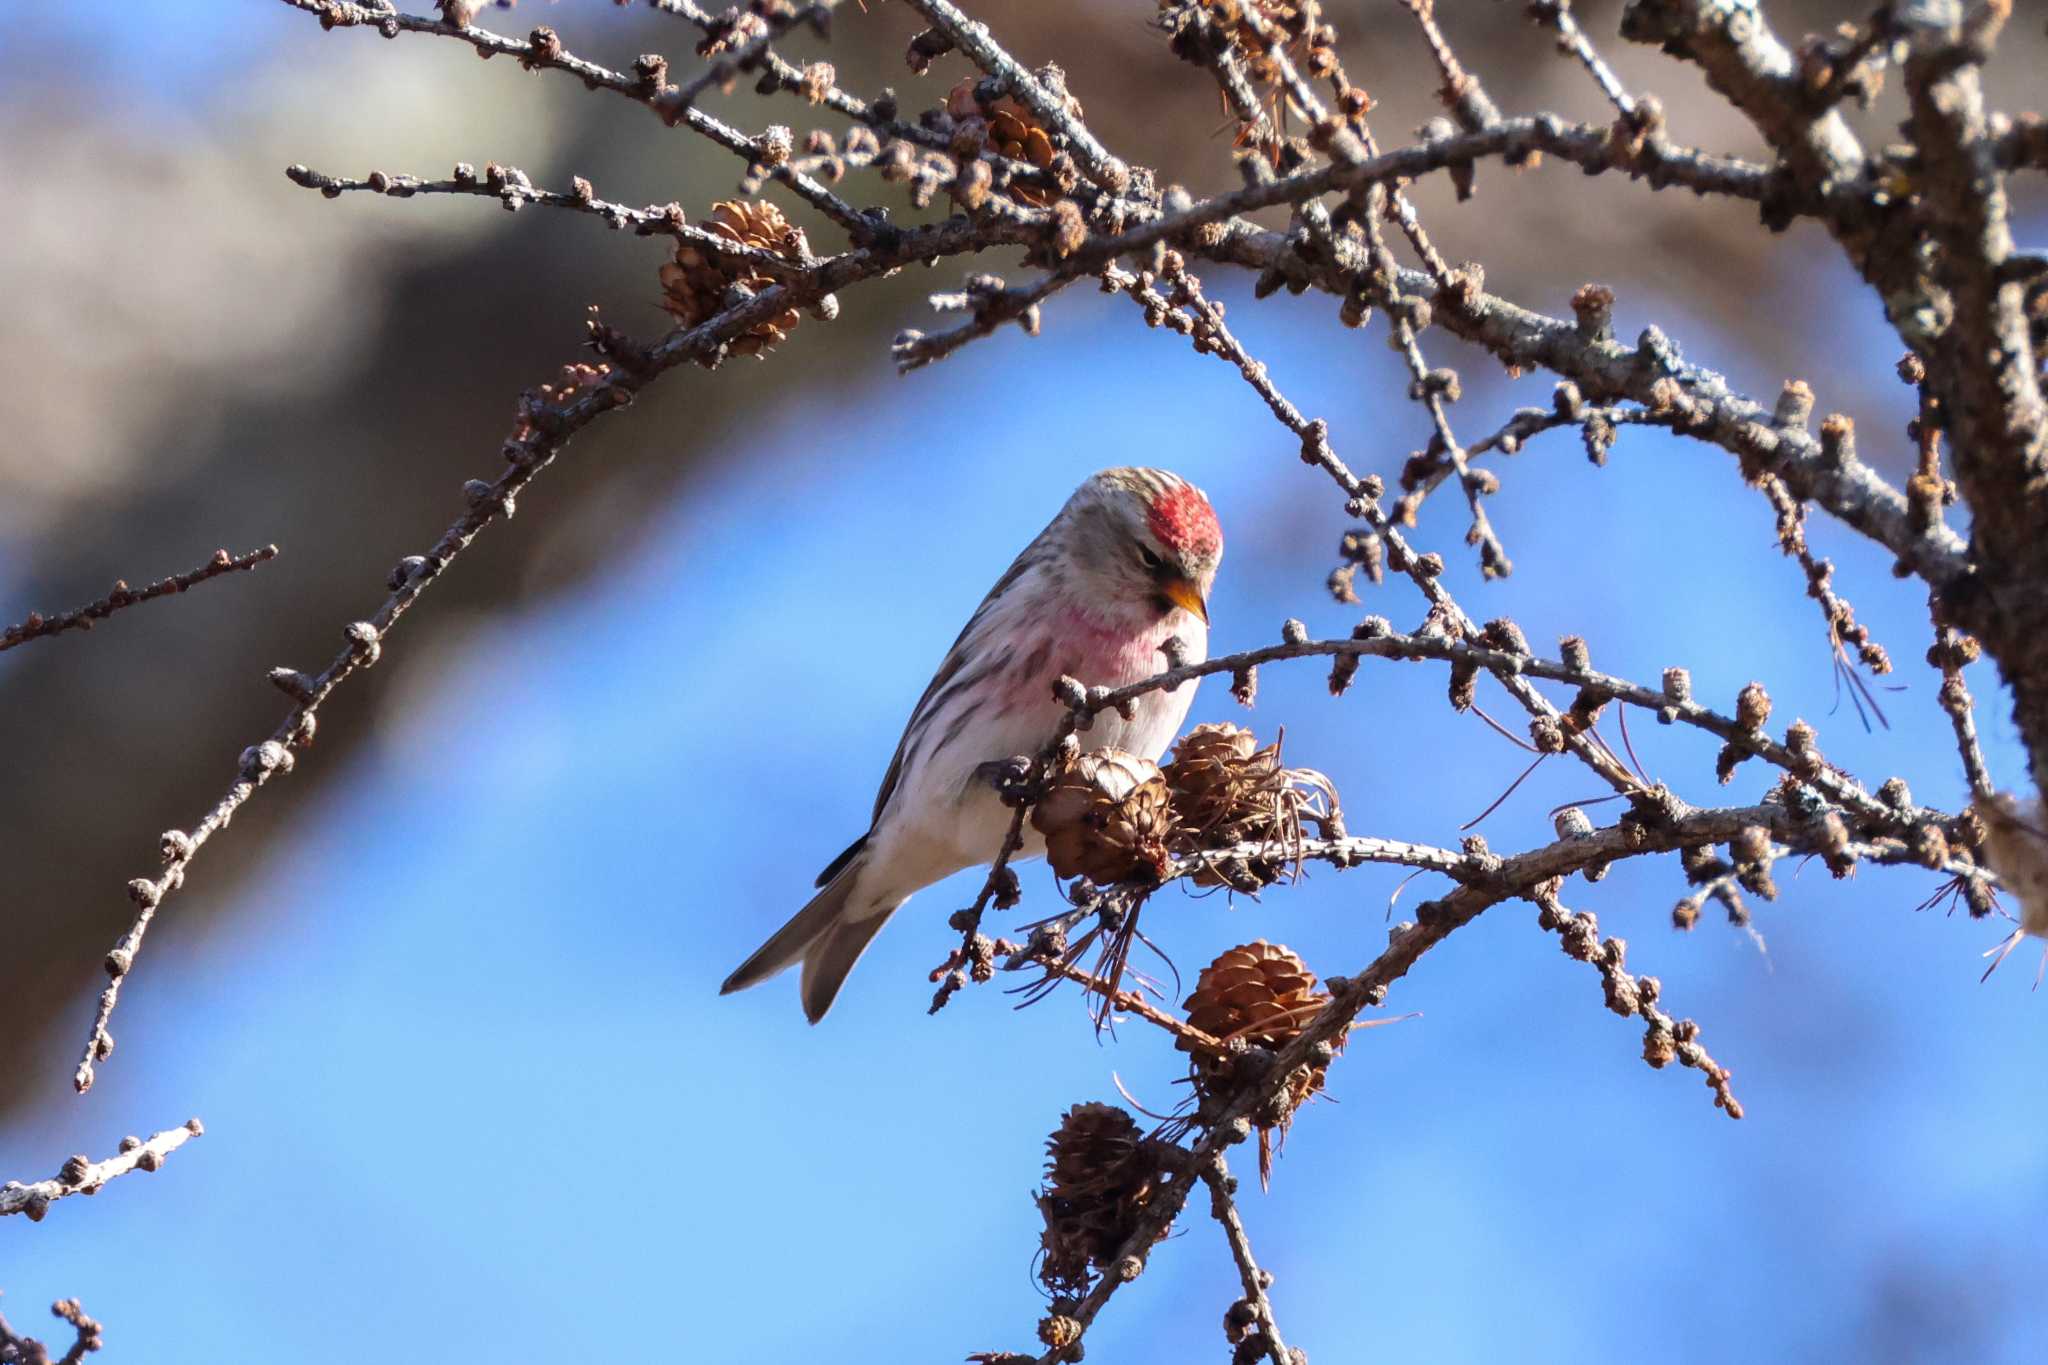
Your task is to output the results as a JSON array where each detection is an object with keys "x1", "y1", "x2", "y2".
[{"x1": 719, "y1": 856, "x2": 904, "y2": 1023}]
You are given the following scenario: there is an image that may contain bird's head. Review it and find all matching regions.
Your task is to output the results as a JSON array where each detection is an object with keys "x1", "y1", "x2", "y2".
[{"x1": 1061, "y1": 467, "x2": 1223, "y2": 626}]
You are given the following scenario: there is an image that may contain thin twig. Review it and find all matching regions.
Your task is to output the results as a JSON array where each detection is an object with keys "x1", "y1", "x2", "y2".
[
  {"x1": 284, "y1": 165, "x2": 817, "y2": 278},
  {"x1": 1, "y1": 547, "x2": 278, "y2": 652},
  {"x1": 1532, "y1": 889, "x2": 1743, "y2": 1118},
  {"x1": 1021, "y1": 951, "x2": 1227, "y2": 1057},
  {"x1": 1199, "y1": 1153, "x2": 1293, "y2": 1365},
  {"x1": 894, "y1": 272, "x2": 1080, "y2": 373},
  {"x1": 0, "y1": 1294, "x2": 103, "y2": 1365},
  {"x1": 1, "y1": 1120, "x2": 204, "y2": 1223},
  {"x1": 1525, "y1": 0, "x2": 1642, "y2": 119},
  {"x1": 278, "y1": 0, "x2": 878, "y2": 237}
]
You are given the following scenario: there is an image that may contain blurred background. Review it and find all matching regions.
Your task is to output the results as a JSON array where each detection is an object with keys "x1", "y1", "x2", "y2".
[{"x1": 2, "y1": 2, "x2": 2043, "y2": 1360}]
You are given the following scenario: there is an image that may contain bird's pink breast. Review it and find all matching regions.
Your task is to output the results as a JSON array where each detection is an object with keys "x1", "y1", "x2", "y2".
[{"x1": 998, "y1": 605, "x2": 1189, "y2": 713}]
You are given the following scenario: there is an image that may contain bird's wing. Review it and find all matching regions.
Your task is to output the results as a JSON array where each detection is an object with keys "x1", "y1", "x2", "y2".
[{"x1": 860, "y1": 529, "x2": 1056, "y2": 835}]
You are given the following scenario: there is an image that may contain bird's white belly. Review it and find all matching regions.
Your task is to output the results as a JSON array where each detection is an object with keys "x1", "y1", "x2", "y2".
[{"x1": 870, "y1": 616, "x2": 1205, "y2": 891}]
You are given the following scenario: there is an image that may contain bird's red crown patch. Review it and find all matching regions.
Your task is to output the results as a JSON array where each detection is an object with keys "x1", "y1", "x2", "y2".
[{"x1": 1147, "y1": 482, "x2": 1222, "y2": 561}]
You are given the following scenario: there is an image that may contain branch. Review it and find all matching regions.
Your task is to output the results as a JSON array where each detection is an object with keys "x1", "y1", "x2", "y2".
[
  {"x1": 1533, "y1": 890, "x2": 1743, "y2": 1118},
  {"x1": 73, "y1": 208, "x2": 1040, "y2": 1091},
  {"x1": 895, "y1": 0, "x2": 1131, "y2": 194},
  {"x1": 1199, "y1": 1153, "x2": 1294, "y2": 1365},
  {"x1": 1017, "y1": 950, "x2": 1228, "y2": 1058},
  {"x1": 1992, "y1": 113, "x2": 2048, "y2": 173},
  {"x1": 0, "y1": 547, "x2": 278, "y2": 653},
  {"x1": 893, "y1": 271, "x2": 1077, "y2": 373},
  {"x1": 1207, "y1": 221, "x2": 1973, "y2": 590},
  {"x1": 1615, "y1": 0, "x2": 1938, "y2": 341},
  {"x1": 1007, "y1": 780, "x2": 1982, "y2": 1361},
  {"x1": 1207, "y1": 3, "x2": 1503, "y2": 576},
  {"x1": 929, "y1": 797, "x2": 1032, "y2": 1015},
  {"x1": 1754, "y1": 466, "x2": 1896, "y2": 730},
  {"x1": 1897, "y1": 1, "x2": 2048, "y2": 792},
  {"x1": 1525, "y1": 0, "x2": 1643, "y2": 119},
  {"x1": 1168, "y1": 805, "x2": 1979, "y2": 900},
  {"x1": 278, "y1": 0, "x2": 878, "y2": 238},
  {"x1": 1102, "y1": 106, "x2": 1811, "y2": 241},
  {"x1": 284, "y1": 164, "x2": 819, "y2": 279},
  {"x1": 659, "y1": 0, "x2": 835, "y2": 114},
  {"x1": 1930, "y1": 610, "x2": 1995, "y2": 802},
  {"x1": 0, "y1": 1295, "x2": 103, "y2": 1365},
  {"x1": 1391, "y1": 398, "x2": 1671, "y2": 528},
  {"x1": 1, "y1": 1120, "x2": 204, "y2": 1223},
  {"x1": 1076, "y1": 620, "x2": 1957, "y2": 839},
  {"x1": 1618, "y1": 0, "x2": 1867, "y2": 182}
]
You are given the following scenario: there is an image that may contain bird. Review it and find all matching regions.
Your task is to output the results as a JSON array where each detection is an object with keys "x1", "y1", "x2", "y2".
[{"x1": 720, "y1": 467, "x2": 1224, "y2": 1021}]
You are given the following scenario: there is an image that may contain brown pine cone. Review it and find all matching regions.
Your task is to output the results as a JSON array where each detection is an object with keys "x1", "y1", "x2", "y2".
[
  {"x1": 1036, "y1": 1102, "x2": 1169, "y2": 1295},
  {"x1": 1180, "y1": 939, "x2": 1327, "y2": 1058},
  {"x1": 1031, "y1": 749, "x2": 1174, "y2": 884},
  {"x1": 1179, "y1": 940, "x2": 1335, "y2": 1186},
  {"x1": 1161, "y1": 724, "x2": 1340, "y2": 889},
  {"x1": 656, "y1": 200, "x2": 808, "y2": 362},
  {"x1": 1162, "y1": 722, "x2": 1271, "y2": 835},
  {"x1": 945, "y1": 76, "x2": 1077, "y2": 206}
]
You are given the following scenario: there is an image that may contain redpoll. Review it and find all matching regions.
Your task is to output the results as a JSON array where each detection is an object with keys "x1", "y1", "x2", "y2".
[{"x1": 721, "y1": 467, "x2": 1224, "y2": 1020}]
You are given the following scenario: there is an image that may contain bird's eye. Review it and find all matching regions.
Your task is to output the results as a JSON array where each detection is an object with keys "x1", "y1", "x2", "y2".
[{"x1": 1138, "y1": 546, "x2": 1164, "y2": 570}]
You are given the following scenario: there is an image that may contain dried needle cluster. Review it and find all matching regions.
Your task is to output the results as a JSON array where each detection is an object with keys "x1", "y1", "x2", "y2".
[{"x1": 11, "y1": 0, "x2": 2046, "y2": 1359}]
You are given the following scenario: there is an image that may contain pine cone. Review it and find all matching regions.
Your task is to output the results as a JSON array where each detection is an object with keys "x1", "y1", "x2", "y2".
[
  {"x1": 1036, "y1": 1103, "x2": 1169, "y2": 1295},
  {"x1": 656, "y1": 200, "x2": 808, "y2": 362},
  {"x1": 1161, "y1": 725, "x2": 1340, "y2": 888},
  {"x1": 1181, "y1": 939, "x2": 1327, "y2": 1057},
  {"x1": 1163, "y1": 722, "x2": 1270, "y2": 833},
  {"x1": 1180, "y1": 940, "x2": 1334, "y2": 1186},
  {"x1": 945, "y1": 76, "x2": 1078, "y2": 206},
  {"x1": 1031, "y1": 749, "x2": 1174, "y2": 884}
]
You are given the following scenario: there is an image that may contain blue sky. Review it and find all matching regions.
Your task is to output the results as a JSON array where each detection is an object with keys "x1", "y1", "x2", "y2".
[{"x1": 6, "y1": 6, "x2": 2046, "y2": 1363}]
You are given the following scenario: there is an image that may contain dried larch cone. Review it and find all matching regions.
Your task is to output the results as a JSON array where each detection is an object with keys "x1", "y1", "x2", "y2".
[
  {"x1": 1179, "y1": 939, "x2": 1335, "y2": 1186},
  {"x1": 945, "y1": 76, "x2": 1078, "y2": 206},
  {"x1": 1031, "y1": 749, "x2": 1175, "y2": 884},
  {"x1": 1036, "y1": 1102, "x2": 1171, "y2": 1295},
  {"x1": 657, "y1": 200, "x2": 808, "y2": 363},
  {"x1": 1162, "y1": 721, "x2": 1265, "y2": 828},
  {"x1": 1161, "y1": 723, "x2": 1340, "y2": 889}
]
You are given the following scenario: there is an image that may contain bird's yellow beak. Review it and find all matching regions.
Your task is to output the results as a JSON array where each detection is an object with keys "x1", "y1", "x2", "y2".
[{"x1": 1161, "y1": 574, "x2": 1209, "y2": 625}]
